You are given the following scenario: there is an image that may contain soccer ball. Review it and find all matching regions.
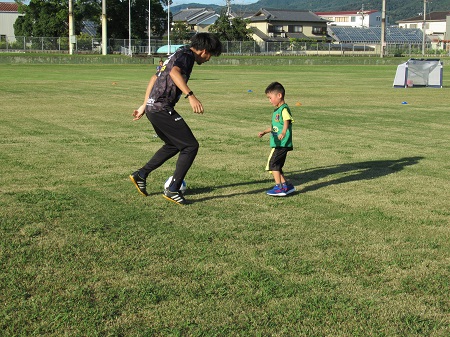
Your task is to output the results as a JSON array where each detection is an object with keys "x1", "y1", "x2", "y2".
[{"x1": 164, "y1": 176, "x2": 187, "y2": 193}]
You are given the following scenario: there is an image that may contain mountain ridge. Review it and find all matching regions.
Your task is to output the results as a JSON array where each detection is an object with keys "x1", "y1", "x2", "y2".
[{"x1": 173, "y1": 0, "x2": 450, "y2": 24}]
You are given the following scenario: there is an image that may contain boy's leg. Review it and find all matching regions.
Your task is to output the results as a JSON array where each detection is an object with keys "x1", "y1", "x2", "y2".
[
  {"x1": 272, "y1": 171, "x2": 282, "y2": 185},
  {"x1": 266, "y1": 149, "x2": 288, "y2": 196},
  {"x1": 268, "y1": 148, "x2": 295, "y2": 194}
]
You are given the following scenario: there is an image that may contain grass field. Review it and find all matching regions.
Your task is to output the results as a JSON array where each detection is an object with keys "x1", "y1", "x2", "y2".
[{"x1": 1, "y1": 60, "x2": 449, "y2": 336}]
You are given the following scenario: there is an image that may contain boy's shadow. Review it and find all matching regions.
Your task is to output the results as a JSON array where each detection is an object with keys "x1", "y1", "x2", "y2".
[
  {"x1": 189, "y1": 156, "x2": 424, "y2": 202},
  {"x1": 289, "y1": 156, "x2": 424, "y2": 193}
]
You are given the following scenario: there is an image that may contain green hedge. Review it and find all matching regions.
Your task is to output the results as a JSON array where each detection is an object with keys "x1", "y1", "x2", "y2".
[{"x1": 0, "y1": 53, "x2": 447, "y2": 65}]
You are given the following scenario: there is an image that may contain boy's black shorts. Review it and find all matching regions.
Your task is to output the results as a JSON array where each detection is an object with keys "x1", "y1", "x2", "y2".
[{"x1": 266, "y1": 147, "x2": 292, "y2": 172}]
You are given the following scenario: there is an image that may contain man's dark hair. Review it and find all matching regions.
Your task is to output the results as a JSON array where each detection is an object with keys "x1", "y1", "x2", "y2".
[
  {"x1": 190, "y1": 33, "x2": 222, "y2": 56},
  {"x1": 265, "y1": 82, "x2": 285, "y2": 98}
]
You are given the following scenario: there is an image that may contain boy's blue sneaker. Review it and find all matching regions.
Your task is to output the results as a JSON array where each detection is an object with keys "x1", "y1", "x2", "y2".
[
  {"x1": 283, "y1": 182, "x2": 296, "y2": 195},
  {"x1": 266, "y1": 184, "x2": 286, "y2": 197}
]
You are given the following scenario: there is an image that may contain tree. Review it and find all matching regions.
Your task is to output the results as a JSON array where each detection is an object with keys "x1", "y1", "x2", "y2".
[
  {"x1": 208, "y1": 10, "x2": 253, "y2": 41},
  {"x1": 13, "y1": 0, "x2": 167, "y2": 39},
  {"x1": 170, "y1": 22, "x2": 191, "y2": 42},
  {"x1": 14, "y1": 0, "x2": 100, "y2": 37},
  {"x1": 105, "y1": 0, "x2": 166, "y2": 40}
]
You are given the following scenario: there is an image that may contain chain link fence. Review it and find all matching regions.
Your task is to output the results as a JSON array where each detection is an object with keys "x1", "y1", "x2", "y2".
[{"x1": 1, "y1": 36, "x2": 448, "y2": 57}]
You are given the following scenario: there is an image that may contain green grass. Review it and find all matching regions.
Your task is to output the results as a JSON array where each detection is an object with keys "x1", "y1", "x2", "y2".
[{"x1": 1, "y1": 61, "x2": 449, "y2": 336}]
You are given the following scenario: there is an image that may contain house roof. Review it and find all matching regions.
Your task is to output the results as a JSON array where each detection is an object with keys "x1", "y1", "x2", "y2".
[
  {"x1": 397, "y1": 11, "x2": 450, "y2": 23},
  {"x1": 0, "y1": 2, "x2": 19, "y2": 12},
  {"x1": 173, "y1": 8, "x2": 207, "y2": 22},
  {"x1": 173, "y1": 8, "x2": 218, "y2": 27},
  {"x1": 250, "y1": 8, "x2": 326, "y2": 23},
  {"x1": 315, "y1": 10, "x2": 379, "y2": 16},
  {"x1": 231, "y1": 11, "x2": 255, "y2": 19},
  {"x1": 186, "y1": 11, "x2": 218, "y2": 25}
]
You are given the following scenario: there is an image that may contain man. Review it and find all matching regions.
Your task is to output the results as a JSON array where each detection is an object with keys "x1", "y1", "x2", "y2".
[{"x1": 130, "y1": 33, "x2": 222, "y2": 205}]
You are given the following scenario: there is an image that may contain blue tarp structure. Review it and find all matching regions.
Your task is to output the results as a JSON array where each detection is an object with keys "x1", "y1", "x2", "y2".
[{"x1": 156, "y1": 44, "x2": 186, "y2": 54}]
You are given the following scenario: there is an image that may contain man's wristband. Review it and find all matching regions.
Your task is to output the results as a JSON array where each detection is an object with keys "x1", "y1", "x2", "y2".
[{"x1": 185, "y1": 91, "x2": 194, "y2": 99}]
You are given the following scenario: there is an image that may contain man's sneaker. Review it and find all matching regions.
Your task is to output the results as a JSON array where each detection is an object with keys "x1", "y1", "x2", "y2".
[
  {"x1": 266, "y1": 184, "x2": 286, "y2": 197},
  {"x1": 129, "y1": 171, "x2": 148, "y2": 196},
  {"x1": 283, "y1": 182, "x2": 296, "y2": 195},
  {"x1": 163, "y1": 189, "x2": 186, "y2": 205}
]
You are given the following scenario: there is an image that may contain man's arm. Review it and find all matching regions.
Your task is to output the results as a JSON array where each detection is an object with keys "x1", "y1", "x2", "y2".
[
  {"x1": 132, "y1": 74, "x2": 157, "y2": 121},
  {"x1": 170, "y1": 66, "x2": 204, "y2": 114}
]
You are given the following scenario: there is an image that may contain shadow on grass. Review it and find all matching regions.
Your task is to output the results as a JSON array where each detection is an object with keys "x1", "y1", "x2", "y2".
[
  {"x1": 188, "y1": 156, "x2": 424, "y2": 202},
  {"x1": 290, "y1": 156, "x2": 424, "y2": 193}
]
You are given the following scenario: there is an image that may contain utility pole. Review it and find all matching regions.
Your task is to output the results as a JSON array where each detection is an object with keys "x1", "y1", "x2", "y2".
[
  {"x1": 148, "y1": 0, "x2": 151, "y2": 55},
  {"x1": 357, "y1": 4, "x2": 366, "y2": 28},
  {"x1": 68, "y1": 0, "x2": 75, "y2": 54},
  {"x1": 380, "y1": 0, "x2": 386, "y2": 58},
  {"x1": 226, "y1": 0, "x2": 232, "y2": 17},
  {"x1": 226, "y1": 0, "x2": 232, "y2": 26},
  {"x1": 101, "y1": 0, "x2": 107, "y2": 55},
  {"x1": 422, "y1": 0, "x2": 427, "y2": 55}
]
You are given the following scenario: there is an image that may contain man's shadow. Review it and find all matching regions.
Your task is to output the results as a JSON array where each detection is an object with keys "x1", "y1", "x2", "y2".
[{"x1": 188, "y1": 156, "x2": 424, "y2": 202}]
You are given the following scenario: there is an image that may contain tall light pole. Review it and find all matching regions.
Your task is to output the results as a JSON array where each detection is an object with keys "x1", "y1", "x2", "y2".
[
  {"x1": 380, "y1": 0, "x2": 386, "y2": 58},
  {"x1": 101, "y1": 0, "x2": 107, "y2": 55},
  {"x1": 422, "y1": 0, "x2": 427, "y2": 55},
  {"x1": 167, "y1": 0, "x2": 171, "y2": 55},
  {"x1": 148, "y1": 0, "x2": 151, "y2": 55},
  {"x1": 128, "y1": 0, "x2": 132, "y2": 56}
]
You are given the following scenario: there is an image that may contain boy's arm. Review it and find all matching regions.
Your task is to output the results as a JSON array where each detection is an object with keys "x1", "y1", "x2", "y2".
[
  {"x1": 132, "y1": 74, "x2": 157, "y2": 121},
  {"x1": 278, "y1": 120, "x2": 291, "y2": 140},
  {"x1": 258, "y1": 127, "x2": 272, "y2": 138}
]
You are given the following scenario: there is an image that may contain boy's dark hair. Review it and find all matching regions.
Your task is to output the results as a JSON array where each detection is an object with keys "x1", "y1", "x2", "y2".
[
  {"x1": 190, "y1": 33, "x2": 222, "y2": 56},
  {"x1": 265, "y1": 82, "x2": 285, "y2": 98}
]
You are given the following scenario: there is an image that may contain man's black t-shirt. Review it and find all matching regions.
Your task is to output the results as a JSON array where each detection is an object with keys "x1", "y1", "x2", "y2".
[{"x1": 146, "y1": 46, "x2": 195, "y2": 113}]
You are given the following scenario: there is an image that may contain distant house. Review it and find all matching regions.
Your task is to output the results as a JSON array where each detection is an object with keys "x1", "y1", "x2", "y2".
[
  {"x1": 247, "y1": 8, "x2": 329, "y2": 43},
  {"x1": 397, "y1": 11, "x2": 450, "y2": 48},
  {"x1": 315, "y1": 10, "x2": 383, "y2": 28},
  {"x1": 172, "y1": 8, "x2": 219, "y2": 33},
  {"x1": 0, "y1": 2, "x2": 23, "y2": 42}
]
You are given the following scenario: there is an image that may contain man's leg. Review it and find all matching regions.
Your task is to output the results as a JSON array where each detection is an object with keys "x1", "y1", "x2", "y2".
[{"x1": 148, "y1": 109, "x2": 199, "y2": 191}]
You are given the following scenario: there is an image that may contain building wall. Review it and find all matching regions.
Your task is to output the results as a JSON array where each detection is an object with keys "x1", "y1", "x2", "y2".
[
  {"x1": 446, "y1": 15, "x2": 450, "y2": 40},
  {"x1": 195, "y1": 24, "x2": 210, "y2": 33},
  {"x1": 0, "y1": 12, "x2": 22, "y2": 39},
  {"x1": 248, "y1": 21, "x2": 326, "y2": 40},
  {"x1": 248, "y1": 22, "x2": 268, "y2": 42},
  {"x1": 368, "y1": 13, "x2": 382, "y2": 27},
  {"x1": 317, "y1": 12, "x2": 381, "y2": 28},
  {"x1": 398, "y1": 21, "x2": 446, "y2": 35}
]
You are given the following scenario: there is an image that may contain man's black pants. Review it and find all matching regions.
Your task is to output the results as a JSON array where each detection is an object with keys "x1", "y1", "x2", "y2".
[{"x1": 139, "y1": 109, "x2": 199, "y2": 190}]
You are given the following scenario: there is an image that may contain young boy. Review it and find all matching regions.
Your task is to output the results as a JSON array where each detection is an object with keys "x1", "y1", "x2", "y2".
[{"x1": 258, "y1": 82, "x2": 296, "y2": 196}]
